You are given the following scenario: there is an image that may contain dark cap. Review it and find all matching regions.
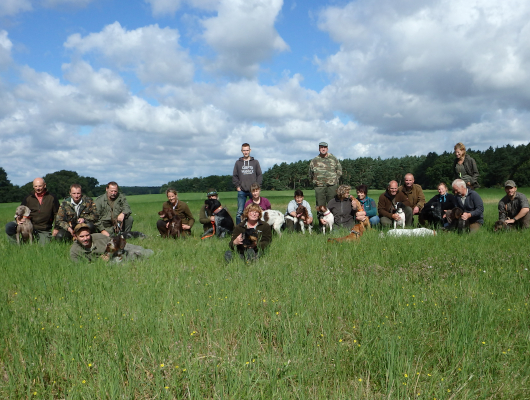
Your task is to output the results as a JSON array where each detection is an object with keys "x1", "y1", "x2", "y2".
[
  {"x1": 319, "y1": 142, "x2": 328, "y2": 147},
  {"x1": 206, "y1": 189, "x2": 218, "y2": 197},
  {"x1": 504, "y1": 180, "x2": 516, "y2": 188},
  {"x1": 73, "y1": 223, "x2": 91, "y2": 234}
]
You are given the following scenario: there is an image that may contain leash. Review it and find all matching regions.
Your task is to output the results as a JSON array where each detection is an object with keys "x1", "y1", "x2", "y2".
[{"x1": 201, "y1": 220, "x2": 216, "y2": 239}]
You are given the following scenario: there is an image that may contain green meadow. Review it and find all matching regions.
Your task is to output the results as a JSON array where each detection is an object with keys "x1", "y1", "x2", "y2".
[{"x1": 1, "y1": 189, "x2": 529, "y2": 399}]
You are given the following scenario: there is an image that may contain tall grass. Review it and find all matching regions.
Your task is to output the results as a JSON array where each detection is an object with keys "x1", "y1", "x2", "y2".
[{"x1": 1, "y1": 189, "x2": 529, "y2": 398}]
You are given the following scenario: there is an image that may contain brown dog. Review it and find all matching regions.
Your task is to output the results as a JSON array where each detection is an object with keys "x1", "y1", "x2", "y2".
[
  {"x1": 328, "y1": 222, "x2": 365, "y2": 243},
  {"x1": 494, "y1": 220, "x2": 508, "y2": 232},
  {"x1": 445, "y1": 207, "x2": 469, "y2": 232},
  {"x1": 158, "y1": 208, "x2": 183, "y2": 238},
  {"x1": 104, "y1": 235, "x2": 127, "y2": 261},
  {"x1": 15, "y1": 205, "x2": 33, "y2": 245},
  {"x1": 351, "y1": 197, "x2": 371, "y2": 229}
]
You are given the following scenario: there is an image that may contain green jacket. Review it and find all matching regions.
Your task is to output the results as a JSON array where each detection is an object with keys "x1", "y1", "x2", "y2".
[
  {"x1": 309, "y1": 153, "x2": 342, "y2": 186},
  {"x1": 453, "y1": 155, "x2": 480, "y2": 189},
  {"x1": 21, "y1": 191, "x2": 59, "y2": 231},
  {"x1": 161, "y1": 200, "x2": 195, "y2": 229},
  {"x1": 56, "y1": 195, "x2": 98, "y2": 231},
  {"x1": 94, "y1": 193, "x2": 132, "y2": 232},
  {"x1": 398, "y1": 183, "x2": 426, "y2": 211},
  {"x1": 70, "y1": 233, "x2": 110, "y2": 262}
]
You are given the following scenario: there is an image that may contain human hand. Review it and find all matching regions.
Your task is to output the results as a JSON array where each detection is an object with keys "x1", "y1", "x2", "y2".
[
  {"x1": 233, "y1": 233, "x2": 244, "y2": 245},
  {"x1": 117, "y1": 213, "x2": 125, "y2": 222},
  {"x1": 182, "y1": 224, "x2": 191, "y2": 230},
  {"x1": 461, "y1": 212, "x2": 472, "y2": 220}
]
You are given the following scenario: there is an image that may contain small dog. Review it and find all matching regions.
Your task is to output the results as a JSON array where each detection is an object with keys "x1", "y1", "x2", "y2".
[
  {"x1": 241, "y1": 228, "x2": 258, "y2": 249},
  {"x1": 380, "y1": 228, "x2": 436, "y2": 238},
  {"x1": 494, "y1": 220, "x2": 508, "y2": 232},
  {"x1": 15, "y1": 205, "x2": 33, "y2": 245},
  {"x1": 351, "y1": 197, "x2": 371, "y2": 229},
  {"x1": 328, "y1": 223, "x2": 364, "y2": 243},
  {"x1": 104, "y1": 234, "x2": 127, "y2": 262},
  {"x1": 262, "y1": 210, "x2": 285, "y2": 237},
  {"x1": 445, "y1": 208, "x2": 469, "y2": 233},
  {"x1": 393, "y1": 206, "x2": 406, "y2": 229},
  {"x1": 158, "y1": 208, "x2": 183, "y2": 238},
  {"x1": 284, "y1": 204, "x2": 313, "y2": 234},
  {"x1": 316, "y1": 205, "x2": 334, "y2": 234},
  {"x1": 201, "y1": 199, "x2": 234, "y2": 238}
]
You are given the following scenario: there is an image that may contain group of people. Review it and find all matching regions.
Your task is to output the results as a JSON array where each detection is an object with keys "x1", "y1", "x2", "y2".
[{"x1": 6, "y1": 142, "x2": 529, "y2": 263}]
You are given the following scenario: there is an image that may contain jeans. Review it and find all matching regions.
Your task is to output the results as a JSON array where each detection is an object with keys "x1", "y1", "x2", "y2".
[
  {"x1": 369, "y1": 215, "x2": 380, "y2": 227},
  {"x1": 236, "y1": 190, "x2": 251, "y2": 224}
]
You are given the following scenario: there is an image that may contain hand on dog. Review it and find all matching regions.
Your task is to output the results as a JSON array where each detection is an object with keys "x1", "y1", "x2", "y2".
[
  {"x1": 413, "y1": 206, "x2": 420, "y2": 215},
  {"x1": 52, "y1": 229, "x2": 59, "y2": 237},
  {"x1": 182, "y1": 224, "x2": 191, "y2": 230},
  {"x1": 461, "y1": 212, "x2": 472, "y2": 221},
  {"x1": 392, "y1": 213, "x2": 400, "y2": 221},
  {"x1": 320, "y1": 218, "x2": 327, "y2": 225},
  {"x1": 233, "y1": 233, "x2": 244, "y2": 245},
  {"x1": 117, "y1": 213, "x2": 125, "y2": 222}
]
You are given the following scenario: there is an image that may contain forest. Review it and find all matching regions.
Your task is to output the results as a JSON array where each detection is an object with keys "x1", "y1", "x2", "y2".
[{"x1": 1, "y1": 142, "x2": 529, "y2": 202}]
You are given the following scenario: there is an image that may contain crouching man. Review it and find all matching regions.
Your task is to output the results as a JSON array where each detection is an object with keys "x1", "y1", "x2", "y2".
[
  {"x1": 224, "y1": 204, "x2": 272, "y2": 263},
  {"x1": 70, "y1": 223, "x2": 153, "y2": 262},
  {"x1": 498, "y1": 180, "x2": 530, "y2": 229}
]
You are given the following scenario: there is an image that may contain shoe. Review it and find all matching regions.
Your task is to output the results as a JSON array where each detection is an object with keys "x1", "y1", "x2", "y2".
[{"x1": 224, "y1": 251, "x2": 233, "y2": 263}]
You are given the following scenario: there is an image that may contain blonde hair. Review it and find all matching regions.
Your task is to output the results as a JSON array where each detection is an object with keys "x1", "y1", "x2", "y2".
[
  {"x1": 242, "y1": 203, "x2": 263, "y2": 220},
  {"x1": 336, "y1": 184, "x2": 351, "y2": 200},
  {"x1": 454, "y1": 142, "x2": 466, "y2": 157}
]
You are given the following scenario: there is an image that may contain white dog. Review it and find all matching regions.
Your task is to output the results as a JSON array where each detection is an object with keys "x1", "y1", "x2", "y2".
[
  {"x1": 380, "y1": 228, "x2": 436, "y2": 238},
  {"x1": 262, "y1": 210, "x2": 285, "y2": 237},
  {"x1": 316, "y1": 205, "x2": 334, "y2": 234},
  {"x1": 393, "y1": 208, "x2": 406, "y2": 229}
]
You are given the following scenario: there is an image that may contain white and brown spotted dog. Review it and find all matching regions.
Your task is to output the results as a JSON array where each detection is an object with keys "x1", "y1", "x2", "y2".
[
  {"x1": 285, "y1": 204, "x2": 313, "y2": 234},
  {"x1": 316, "y1": 205, "x2": 334, "y2": 234},
  {"x1": 262, "y1": 210, "x2": 285, "y2": 237}
]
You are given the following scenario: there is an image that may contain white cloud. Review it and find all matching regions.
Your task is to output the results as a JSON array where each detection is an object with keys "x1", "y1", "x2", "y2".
[
  {"x1": 145, "y1": 0, "x2": 182, "y2": 17},
  {"x1": 201, "y1": 0, "x2": 289, "y2": 78},
  {"x1": 0, "y1": 31, "x2": 13, "y2": 68},
  {"x1": 64, "y1": 22, "x2": 194, "y2": 86},
  {"x1": 0, "y1": 0, "x2": 32, "y2": 16}
]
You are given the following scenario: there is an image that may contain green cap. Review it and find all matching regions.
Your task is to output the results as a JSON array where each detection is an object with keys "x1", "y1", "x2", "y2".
[
  {"x1": 504, "y1": 180, "x2": 516, "y2": 188},
  {"x1": 319, "y1": 142, "x2": 328, "y2": 147}
]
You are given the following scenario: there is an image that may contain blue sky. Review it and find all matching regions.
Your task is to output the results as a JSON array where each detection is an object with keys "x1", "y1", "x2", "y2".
[{"x1": 1, "y1": 0, "x2": 530, "y2": 186}]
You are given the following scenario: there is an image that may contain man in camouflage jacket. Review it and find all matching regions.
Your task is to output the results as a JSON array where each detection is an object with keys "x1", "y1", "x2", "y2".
[
  {"x1": 309, "y1": 142, "x2": 342, "y2": 207},
  {"x1": 55, "y1": 184, "x2": 98, "y2": 241},
  {"x1": 95, "y1": 182, "x2": 133, "y2": 236}
]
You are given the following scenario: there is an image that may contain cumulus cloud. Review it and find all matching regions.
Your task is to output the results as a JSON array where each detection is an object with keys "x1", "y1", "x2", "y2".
[
  {"x1": 202, "y1": 0, "x2": 289, "y2": 78},
  {"x1": 64, "y1": 22, "x2": 194, "y2": 86},
  {"x1": 0, "y1": 31, "x2": 13, "y2": 68},
  {"x1": 144, "y1": 0, "x2": 182, "y2": 17},
  {"x1": 0, "y1": 0, "x2": 32, "y2": 16},
  {"x1": 318, "y1": 0, "x2": 530, "y2": 133}
]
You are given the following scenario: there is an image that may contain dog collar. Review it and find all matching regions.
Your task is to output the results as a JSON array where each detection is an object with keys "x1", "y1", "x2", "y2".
[
  {"x1": 350, "y1": 228, "x2": 361, "y2": 236},
  {"x1": 323, "y1": 210, "x2": 331, "y2": 216},
  {"x1": 213, "y1": 206, "x2": 224, "y2": 215}
]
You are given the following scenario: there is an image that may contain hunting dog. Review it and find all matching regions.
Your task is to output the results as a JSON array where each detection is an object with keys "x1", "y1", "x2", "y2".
[
  {"x1": 104, "y1": 234, "x2": 127, "y2": 262},
  {"x1": 445, "y1": 208, "x2": 470, "y2": 233},
  {"x1": 201, "y1": 198, "x2": 234, "y2": 238},
  {"x1": 158, "y1": 208, "x2": 183, "y2": 238},
  {"x1": 262, "y1": 210, "x2": 285, "y2": 237},
  {"x1": 393, "y1": 205, "x2": 406, "y2": 229},
  {"x1": 316, "y1": 205, "x2": 334, "y2": 234},
  {"x1": 285, "y1": 204, "x2": 312, "y2": 234},
  {"x1": 351, "y1": 197, "x2": 371, "y2": 229},
  {"x1": 380, "y1": 228, "x2": 436, "y2": 238},
  {"x1": 420, "y1": 202, "x2": 444, "y2": 227},
  {"x1": 15, "y1": 205, "x2": 33, "y2": 244},
  {"x1": 494, "y1": 220, "x2": 508, "y2": 232},
  {"x1": 328, "y1": 222, "x2": 364, "y2": 243}
]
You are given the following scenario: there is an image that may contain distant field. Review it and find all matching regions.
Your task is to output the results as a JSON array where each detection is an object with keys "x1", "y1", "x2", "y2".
[{"x1": 1, "y1": 188, "x2": 529, "y2": 399}]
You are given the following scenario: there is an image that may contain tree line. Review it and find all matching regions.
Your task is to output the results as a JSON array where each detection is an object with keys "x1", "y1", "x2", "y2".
[{"x1": 1, "y1": 142, "x2": 529, "y2": 203}]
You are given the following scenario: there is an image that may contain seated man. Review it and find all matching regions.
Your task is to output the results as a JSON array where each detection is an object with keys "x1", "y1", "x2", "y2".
[
  {"x1": 225, "y1": 204, "x2": 272, "y2": 262},
  {"x1": 451, "y1": 179, "x2": 484, "y2": 232},
  {"x1": 70, "y1": 223, "x2": 153, "y2": 262},
  {"x1": 55, "y1": 184, "x2": 98, "y2": 241},
  {"x1": 5, "y1": 177, "x2": 59, "y2": 244},
  {"x1": 498, "y1": 180, "x2": 530, "y2": 229},
  {"x1": 398, "y1": 173, "x2": 425, "y2": 217},
  {"x1": 378, "y1": 180, "x2": 413, "y2": 227},
  {"x1": 95, "y1": 181, "x2": 133, "y2": 236},
  {"x1": 244, "y1": 183, "x2": 271, "y2": 211},
  {"x1": 285, "y1": 189, "x2": 313, "y2": 231}
]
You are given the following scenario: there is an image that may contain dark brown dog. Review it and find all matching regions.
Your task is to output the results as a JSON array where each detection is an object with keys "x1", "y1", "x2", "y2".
[
  {"x1": 158, "y1": 208, "x2": 183, "y2": 238},
  {"x1": 494, "y1": 220, "x2": 508, "y2": 232},
  {"x1": 445, "y1": 208, "x2": 469, "y2": 232},
  {"x1": 328, "y1": 223, "x2": 365, "y2": 243},
  {"x1": 15, "y1": 205, "x2": 33, "y2": 245}
]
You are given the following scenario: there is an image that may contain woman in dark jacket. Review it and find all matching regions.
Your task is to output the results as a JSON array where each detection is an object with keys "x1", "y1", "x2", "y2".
[
  {"x1": 327, "y1": 184, "x2": 359, "y2": 230},
  {"x1": 419, "y1": 183, "x2": 456, "y2": 227},
  {"x1": 453, "y1": 142, "x2": 480, "y2": 189}
]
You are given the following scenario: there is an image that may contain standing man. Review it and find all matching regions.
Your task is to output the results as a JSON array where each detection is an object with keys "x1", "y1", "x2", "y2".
[
  {"x1": 95, "y1": 181, "x2": 133, "y2": 236},
  {"x1": 377, "y1": 180, "x2": 413, "y2": 227},
  {"x1": 309, "y1": 142, "x2": 342, "y2": 207},
  {"x1": 232, "y1": 143, "x2": 262, "y2": 224},
  {"x1": 55, "y1": 184, "x2": 98, "y2": 241},
  {"x1": 451, "y1": 179, "x2": 484, "y2": 232},
  {"x1": 498, "y1": 180, "x2": 530, "y2": 229},
  {"x1": 5, "y1": 177, "x2": 59, "y2": 244},
  {"x1": 398, "y1": 173, "x2": 426, "y2": 217}
]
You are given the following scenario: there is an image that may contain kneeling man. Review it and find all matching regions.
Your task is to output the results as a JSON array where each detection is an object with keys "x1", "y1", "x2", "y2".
[
  {"x1": 451, "y1": 179, "x2": 484, "y2": 232},
  {"x1": 378, "y1": 180, "x2": 413, "y2": 227},
  {"x1": 498, "y1": 180, "x2": 530, "y2": 229},
  {"x1": 70, "y1": 223, "x2": 153, "y2": 262}
]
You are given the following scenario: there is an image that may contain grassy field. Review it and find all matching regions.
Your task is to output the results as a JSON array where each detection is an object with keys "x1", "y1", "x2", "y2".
[{"x1": 1, "y1": 189, "x2": 529, "y2": 399}]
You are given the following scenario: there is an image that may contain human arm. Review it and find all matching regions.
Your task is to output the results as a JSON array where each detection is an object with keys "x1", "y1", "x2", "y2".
[
  {"x1": 180, "y1": 202, "x2": 195, "y2": 230},
  {"x1": 415, "y1": 186, "x2": 426, "y2": 213},
  {"x1": 255, "y1": 161, "x2": 263, "y2": 186},
  {"x1": 461, "y1": 191, "x2": 484, "y2": 221},
  {"x1": 198, "y1": 204, "x2": 212, "y2": 225},
  {"x1": 232, "y1": 162, "x2": 241, "y2": 191}
]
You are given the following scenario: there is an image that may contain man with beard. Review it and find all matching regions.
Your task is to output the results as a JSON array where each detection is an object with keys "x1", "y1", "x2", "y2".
[{"x1": 95, "y1": 181, "x2": 133, "y2": 236}]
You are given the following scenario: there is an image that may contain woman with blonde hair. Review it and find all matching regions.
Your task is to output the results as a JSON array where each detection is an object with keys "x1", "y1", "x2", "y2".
[
  {"x1": 453, "y1": 142, "x2": 480, "y2": 189},
  {"x1": 326, "y1": 184, "x2": 359, "y2": 230}
]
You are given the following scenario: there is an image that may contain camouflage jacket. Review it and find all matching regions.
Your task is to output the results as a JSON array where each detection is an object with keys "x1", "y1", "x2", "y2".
[
  {"x1": 94, "y1": 192, "x2": 132, "y2": 232},
  {"x1": 498, "y1": 192, "x2": 530, "y2": 220},
  {"x1": 309, "y1": 153, "x2": 342, "y2": 186},
  {"x1": 56, "y1": 195, "x2": 98, "y2": 231}
]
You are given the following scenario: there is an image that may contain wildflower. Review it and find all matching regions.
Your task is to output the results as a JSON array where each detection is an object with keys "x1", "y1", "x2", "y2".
[
  {"x1": 246, "y1": 362, "x2": 249, "y2": 365},
  {"x1": 339, "y1": 339, "x2": 343, "y2": 342},
  {"x1": 404, "y1": 374, "x2": 408, "y2": 377},
  {"x1": 165, "y1": 386, "x2": 169, "y2": 389},
  {"x1": 88, "y1": 363, "x2": 92, "y2": 367},
  {"x1": 358, "y1": 378, "x2": 362, "y2": 382},
  {"x1": 160, "y1": 364, "x2": 165, "y2": 367},
  {"x1": 82, "y1": 380, "x2": 86, "y2": 384}
]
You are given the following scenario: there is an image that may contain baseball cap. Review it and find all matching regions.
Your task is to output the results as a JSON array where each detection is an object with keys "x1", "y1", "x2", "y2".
[
  {"x1": 73, "y1": 223, "x2": 91, "y2": 234},
  {"x1": 319, "y1": 142, "x2": 328, "y2": 147},
  {"x1": 504, "y1": 180, "x2": 516, "y2": 188}
]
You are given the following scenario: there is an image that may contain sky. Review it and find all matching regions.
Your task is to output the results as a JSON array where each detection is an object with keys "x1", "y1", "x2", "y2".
[{"x1": 1, "y1": 0, "x2": 530, "y2": 187}]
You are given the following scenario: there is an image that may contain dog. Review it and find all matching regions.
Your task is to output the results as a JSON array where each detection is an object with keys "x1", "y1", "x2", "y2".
[
  {"x1": 104, "y1": 234, "x2": 127, "y2": 262},
  {"x1": 15, "y1": 205, "x2": 33, "y2": 245},
  {"x1": 380, "y1": 228, "x2": 436, "y2": 238},
  {"x1": 328, "y1": 222, "x2": 364, "y2": 243},
  {"x1": 316, "y1": 205, "x2": 334, "y2": 234},
  {"x1": 445, "y1": 208, "x2": 470, "y2": 233},
  {"x1": 284, "y1": 204, "x2": 313, "y2": 234},
  {"x1": 351, "y1": 197, "x2": 371, "y2": 229},
  {"x1": 241, "y1": 228, "x2": 259, "y2": 249},
  {"x1": 262, "y1": 210, "x2": 285, "y2": 237},
  {"x1": 201, "y1": 198, "x2": 234, "y2": 239},
  {"x1": 393, "y1": 206, "x2": 406, "y2": 229},
  {"x1": 158, "y1": 208, "x2": 183, "y2": 238},
  {"x1": 420, "y1": 202, "x2": 444, "y2": 227},
  {"x1": 494, "y1": 220, "x2": 508, "y2": 232}
]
